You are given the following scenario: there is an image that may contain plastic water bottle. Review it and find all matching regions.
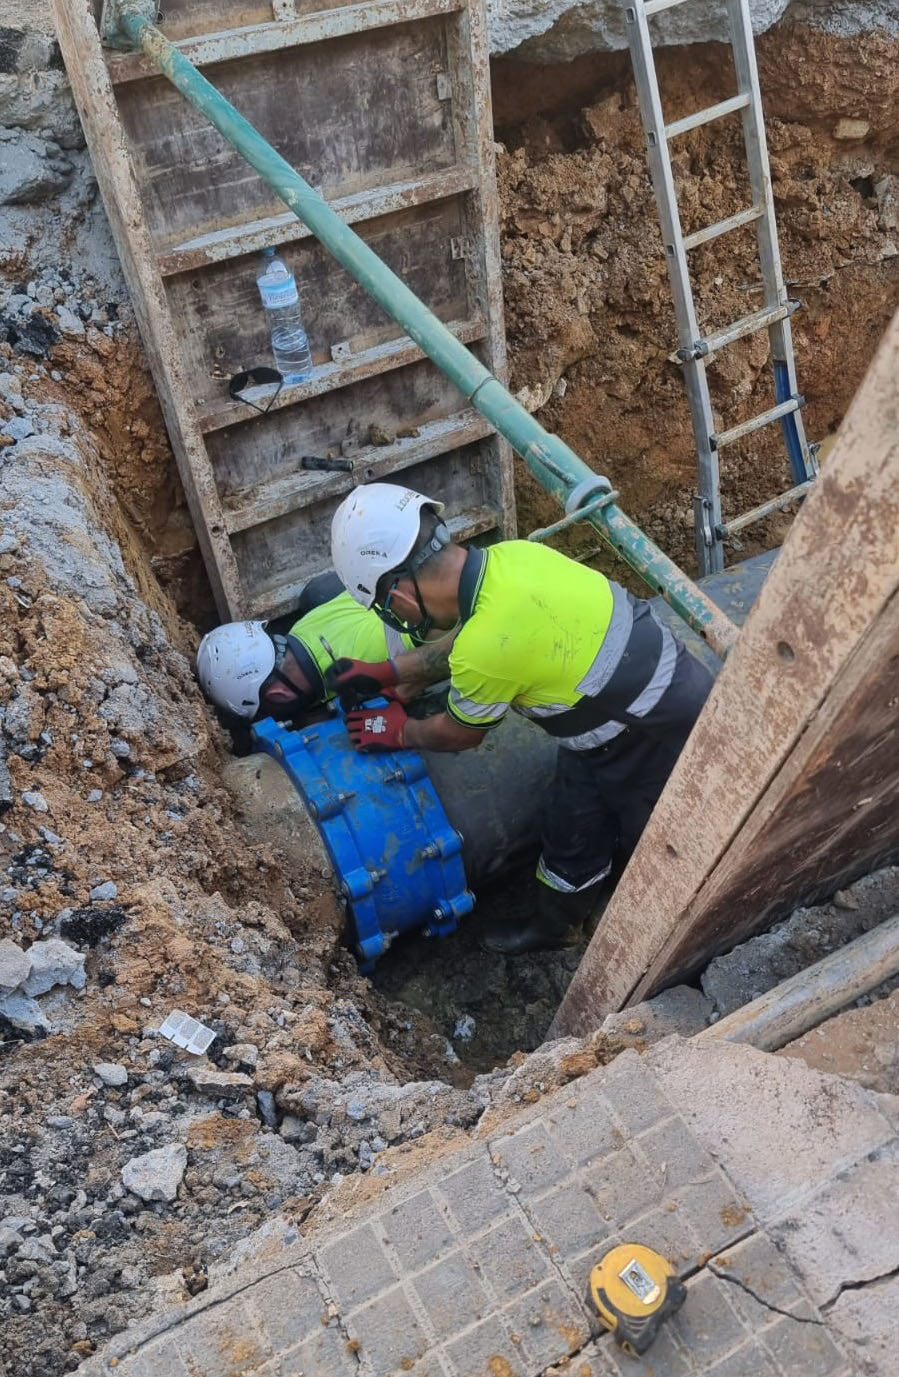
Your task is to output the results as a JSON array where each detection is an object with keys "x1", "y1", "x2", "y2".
[{"x1": 256, "y1": 247, "x2": 312, "y2": 383}]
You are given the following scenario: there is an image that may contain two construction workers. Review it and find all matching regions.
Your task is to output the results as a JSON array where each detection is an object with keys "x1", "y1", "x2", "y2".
[{"x1": 198, "y1": 481, "x2": 712, "y2": 954}]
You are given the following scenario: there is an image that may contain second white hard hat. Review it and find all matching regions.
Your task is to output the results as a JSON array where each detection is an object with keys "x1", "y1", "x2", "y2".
[
  {"x1": 330, "y1": 483, "x2": 444, "y2": 608},
  {"x1": 196, "y1": 621, "x2": 276, "y2": 719}
]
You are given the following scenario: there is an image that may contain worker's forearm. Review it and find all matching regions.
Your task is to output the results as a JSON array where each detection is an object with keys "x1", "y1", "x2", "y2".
[
  {"x1": 403, "y1": 710, "x2": 484, "y2": 753},
  {"x1": 393, "y1": 628, "x2": 459, "y2": 688}
]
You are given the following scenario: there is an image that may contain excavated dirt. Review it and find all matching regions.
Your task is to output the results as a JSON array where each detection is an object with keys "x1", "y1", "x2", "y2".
[
  {"x1": 1, "y1": 14, "x2": 899, "y2": 1377},
  {"x1": 493, "y1": 23, "x2": 899, "y2": 572}
]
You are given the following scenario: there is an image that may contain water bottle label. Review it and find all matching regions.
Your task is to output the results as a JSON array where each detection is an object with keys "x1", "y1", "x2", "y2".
[{"x1": 259, "y1": 277, "x2": 299, "y2": 309}]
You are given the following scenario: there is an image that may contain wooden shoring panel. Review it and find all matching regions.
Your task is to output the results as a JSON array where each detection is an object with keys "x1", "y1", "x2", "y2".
[
  {"x1": 209, "y1": 357, "x2": 484, "y2": 498},
  {"x1": 235, "y1": 435, "x2": 497, "y2": 613},
  {"x1": 115, "y1": 21, "x2": 457, "y2": 248},
  {"x1": 168, "y1": 198, "x2": 471, "y2": 414},
  {"x1": 54, "y1": 0, "x2": 513, "y2": 618},
  {"x1": 552, "y1": 306, "x2": 899, "y2": 1038}
]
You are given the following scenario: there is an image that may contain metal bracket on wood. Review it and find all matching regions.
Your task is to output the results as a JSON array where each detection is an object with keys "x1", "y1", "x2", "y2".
[
  {"x1": 436, "y1": 73, "x2": 452, "y2": 99},
  {"x1": 330, "y1": 340, "x2": 352, "y2": 362},
  {"x1": 100, "y1": 0, "x2": 155, "y2": 48},
  {"x1": 450, "y1": 236, "x2": 468, "y2": 260}
]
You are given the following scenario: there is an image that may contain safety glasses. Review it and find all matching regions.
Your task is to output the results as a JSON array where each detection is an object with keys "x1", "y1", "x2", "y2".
[{"x1": 228, "y1": 366, "x2": 284, "y2": 415}]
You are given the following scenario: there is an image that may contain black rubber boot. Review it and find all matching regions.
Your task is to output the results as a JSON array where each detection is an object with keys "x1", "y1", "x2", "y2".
[{"x1": 480, "y1": 885, "x2": 596, "y2": 956}]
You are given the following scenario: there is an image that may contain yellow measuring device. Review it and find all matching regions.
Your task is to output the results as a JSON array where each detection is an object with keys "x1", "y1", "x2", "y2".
[{"x1": 588, "y1": 1243, "x2": 686, "y2": 1356}]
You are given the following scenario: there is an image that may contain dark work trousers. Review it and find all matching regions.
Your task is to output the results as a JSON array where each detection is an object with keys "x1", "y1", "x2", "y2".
[{"x1": 539, "y1": 642, "x2": 714, "y2": 891}]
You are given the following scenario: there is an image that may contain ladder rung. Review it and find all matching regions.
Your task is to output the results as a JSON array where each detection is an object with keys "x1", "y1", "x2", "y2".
[
  {"x1": 665, "y1": 93, "x2": 750, "y2": 141},
  {"x1": 712, "y1": 396, "x2": 804, "y2": 450},
  {"x1": 682, "y1": 206, "x2": 763, "y2": 251},
  {"x1": 643, "y1": 0, "x2": 691, "y2": 15},
  {"x1": 682, "y1": 300, "x2": 800, "y2": 360},
  {"x1": 718, "y1": 480, "x2": 815, "y2": 538}
]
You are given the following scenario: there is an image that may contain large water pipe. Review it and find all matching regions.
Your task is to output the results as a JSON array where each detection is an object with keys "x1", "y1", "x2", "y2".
[{"x1": 223, "y1": 711, "x2": 557, "y2": 964}]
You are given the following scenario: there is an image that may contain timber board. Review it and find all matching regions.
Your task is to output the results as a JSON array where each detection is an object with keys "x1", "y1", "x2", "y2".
[
  {"x1": 117, "y1": 21, "x2": 456, "y2": 248},
  {"x1": 551, "y1": 306, "x2": 899, "y2": 1036},
  {"x1": 207, "y1": 356, "x2": 485, "y2": 496},
  {"x1": 169, "y1": 198, "x2": 470, "y2": 411},
  {"x1": 233, "y1": 438, "x2": 495, "y2": 605}
]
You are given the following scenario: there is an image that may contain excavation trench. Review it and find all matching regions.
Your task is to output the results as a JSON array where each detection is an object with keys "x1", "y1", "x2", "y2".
[{"x1": 2, "y1": 11, "x2": 899, "y2": 1376}]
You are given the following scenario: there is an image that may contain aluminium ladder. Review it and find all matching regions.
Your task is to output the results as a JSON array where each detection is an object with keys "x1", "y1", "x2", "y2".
[{"x1": 624, "y1": 0, "x2": 818, "y2": 575}]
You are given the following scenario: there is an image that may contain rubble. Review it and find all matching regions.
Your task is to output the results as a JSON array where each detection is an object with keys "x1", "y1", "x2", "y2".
[
  {"x1": 121, "y1": 1144, "x2": 188, "y2": 1203},
  {"x1": 21, "y1": 938, "x2": 85, "y2": 995}
]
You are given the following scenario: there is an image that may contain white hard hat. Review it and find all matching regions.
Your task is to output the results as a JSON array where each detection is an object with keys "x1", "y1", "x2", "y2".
[
  {"x1": 330, "y1": 483, "x2": 445, "y2": 608},
  {"x1": 196, "y1": 621, "x2": 276, "y2": 719}
]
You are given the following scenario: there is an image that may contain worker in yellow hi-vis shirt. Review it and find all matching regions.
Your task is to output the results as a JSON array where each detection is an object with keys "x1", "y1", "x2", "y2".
[
  {"x1": 195, "y1": 572, "x2": 426, "y2": 725},
  {"x1": 329, "y1": 483, "x2": 714, "y2": 955}
]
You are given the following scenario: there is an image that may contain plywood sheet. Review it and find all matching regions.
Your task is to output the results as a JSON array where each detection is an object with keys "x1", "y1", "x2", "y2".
[
  {"x1": 117, "y1": 21, "x2": 456, "y2": 248},
  {"x1": 168, "y1": 199, "x2": 469, "y2": 408}
]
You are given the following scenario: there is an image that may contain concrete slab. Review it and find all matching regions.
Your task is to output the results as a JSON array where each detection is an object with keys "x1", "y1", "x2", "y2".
[{"x1": 81, "y1": 1041, "x2": 895, "y2": 1377}]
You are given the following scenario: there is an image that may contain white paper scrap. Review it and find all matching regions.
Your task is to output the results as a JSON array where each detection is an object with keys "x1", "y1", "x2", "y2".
[{"x1": 158, "y1": 1009, "x2": 216, "y2": 1055}]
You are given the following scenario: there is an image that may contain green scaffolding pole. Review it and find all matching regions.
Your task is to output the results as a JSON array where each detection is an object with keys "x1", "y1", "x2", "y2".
[{"x1": 104, "y1": 0, "x2": 739, "y2": 658}]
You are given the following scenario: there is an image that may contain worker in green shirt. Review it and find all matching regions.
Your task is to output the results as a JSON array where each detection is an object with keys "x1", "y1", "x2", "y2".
[
  {"x1": 328, "y1": 482, "x2": 714, "y2": 955},
  {"x1": 196, "y1": 572, "x2": 432, "y2": 724}
]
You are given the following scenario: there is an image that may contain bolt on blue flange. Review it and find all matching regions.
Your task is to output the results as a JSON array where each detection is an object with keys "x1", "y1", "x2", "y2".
[{"x1": 252, "y1": 712, "x2": 474, "y2": 971}]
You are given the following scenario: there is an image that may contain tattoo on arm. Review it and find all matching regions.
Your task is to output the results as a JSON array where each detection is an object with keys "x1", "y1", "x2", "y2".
[{"x1": 395, "y1": 628, "x2": 459, "y2": 685}]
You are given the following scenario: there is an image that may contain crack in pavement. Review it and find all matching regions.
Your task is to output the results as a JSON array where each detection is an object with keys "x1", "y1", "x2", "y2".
[
  {"x1": 103, "y1": 1254, "x2": 318, "y2": 1365},
  {"x1": 821, "y1": 1262, "x2": 899, "y2": 1311},
  {"x1": 708, "y1": 1259, "x2": 825, "y2": 1325}
]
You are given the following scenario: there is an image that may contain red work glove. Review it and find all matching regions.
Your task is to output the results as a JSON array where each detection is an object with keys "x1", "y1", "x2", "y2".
[
  {"x1": 325, "y1": 657, "x2": 398, "y2": 710},
  {"x1": 345, "y1": 700, "x2": 408, "y2": 752}
]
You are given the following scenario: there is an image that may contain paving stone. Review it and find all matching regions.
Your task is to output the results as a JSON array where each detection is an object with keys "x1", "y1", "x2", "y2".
[
  {"x1": 343, "y1": 1284, "x2": 429, "y2": 1377},
  {"x1": 381, "y1": 1188, "x2": 455, "y2": 1271},
  {"x1": 708, "y1": 1231, "x2": 810, "y2": 1330},
  {"x1": 826, "y1": 1271, "x2": 899, "y2": 1377},
  {"x1": 279, "y1": 1323, "x2": 359, "y2": 1377},
  {"x1": 317, "y1": 1221, "x2": 398, "y2": 1310},
  {"x1": 603, "y1": 1321, "x2": 693, "y2": 1376},
  {"x1": 474, "y1": 1213, "x2": 557, "y2": 1303},
  {"x1": 759, "y1": 1314, "x2": 850, "y2": 1377},
  {"x1": 665, "y1": 1173, "x2": 753, "y2": 1258},
  {"x1": 173, "y1": 1300, "x2": 271, "y2": 1375},
  {"x1": 411, "y1": 1250, "x2": 491, "y2": 1341},
  {"x1": 560, "y1": 1339, "x2": 620, "y2": 1375},
  {"x1": 248, "y1": 1268, "x2": 326, "y2": 1352},
  {"x1": 115, "y1": 1338, "x2": 190, "y2": 1377},
  {"x1": 669, "y1": 1272, "x2": 753, "y2": 1364},
  {"x1": 491, "y1": 1119, "x2": 572, "y2": 1195},
  {"x1": 637, "y1": 1115, "x2": 721, "y2": 1191},
  {"x1": 596, "y1": 1049, "x2": 671, "y2": 1136},
  {"x1": 501, "y1": 1276, "x2": 591, "y2": 1369},
  {"x1": 443, "y1": 1315, "x2": 525, "y2": 1377},
  {"x1": 767, "y1": 1139, "x2": 899, "y2": 1308},
  {"x1": 436, "y1": 1151, "x2": 512, "y2": 1235},
  {"x1": 648, "y1": 1040, "x2": 895, "y2": 1223},
  {"x1": 704, "y1": 1342, "x2": 781, "y2": 1377},
  {"x1": 527, "y1": 1177, "x2": 609, "y2": 1259},
  {"x1": 544, "y1": 1093, "x2": 625, "y2": 1170},
  {"x1": 583, "y1": 1143, "x2": 667, "y2": 1230}
]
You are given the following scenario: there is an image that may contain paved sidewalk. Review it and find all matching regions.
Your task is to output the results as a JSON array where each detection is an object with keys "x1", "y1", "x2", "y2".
[{"x1": 83, "y1": 1040, "x2": 899, "y2": 1377}]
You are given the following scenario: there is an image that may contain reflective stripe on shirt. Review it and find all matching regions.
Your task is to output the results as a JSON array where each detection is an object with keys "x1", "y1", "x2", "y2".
[{"x1": 447, "y1": 543, "x2": 681, "y2": 749}]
